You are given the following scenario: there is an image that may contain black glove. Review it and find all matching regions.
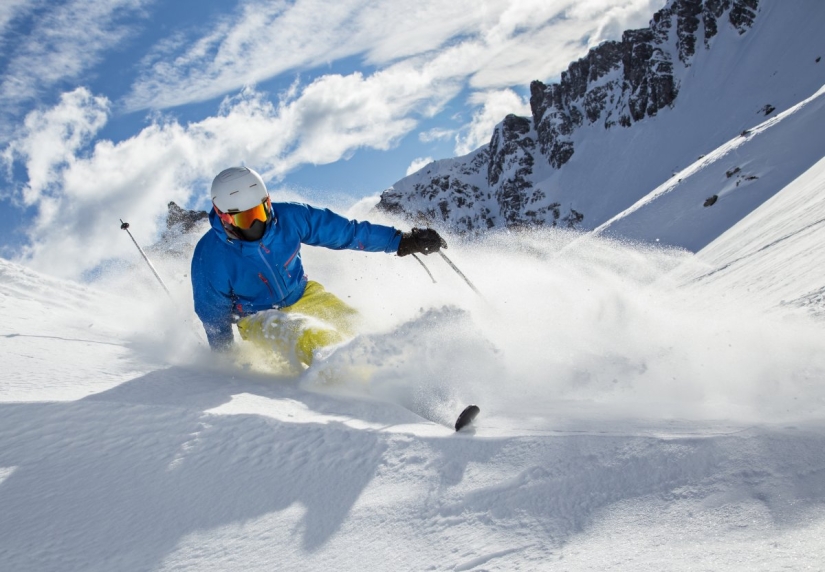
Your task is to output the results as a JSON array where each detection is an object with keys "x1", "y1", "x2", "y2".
[{"x1": 397, "y1": 228, "x2": 448, "y2": 257}]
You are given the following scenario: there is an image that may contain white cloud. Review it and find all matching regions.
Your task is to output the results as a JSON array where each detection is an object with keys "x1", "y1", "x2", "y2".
[
  {"x1": 120, "y1": 0, "x2": 665, "y2": 181},
  {"x1": 406, "y1": 157, "x2": 434, "y2": 176},
  {"x1": 126, "y1": 0, "x2": 664, "y2": 112},
  {"x1": 454, "y1": 89, "x2": 531, "y2": 156},
  {"x1": 0, "y1": 0, "x2": 153, "y2": 131},
  {"x1": 2, "y1": 0, "x2": 670, "y2": 279},
  {"x1": 4, "y1": 88, "x2": 109, "y2": 205},
  {"x1": 126, "y1": 0, "x2": 492, "y2": 111},
  {"x1": 419, "y1": 128, "x2": 456, "y2": 143},
  {"x1": 267, "y1": 64, "x2": 460, "y2": 172},
  {"x1": 0, "y1": 0, "x2": 37, "y2": 37},
  {"x1": 5, "y1": 61, "x2": 464, "y2": 278}
]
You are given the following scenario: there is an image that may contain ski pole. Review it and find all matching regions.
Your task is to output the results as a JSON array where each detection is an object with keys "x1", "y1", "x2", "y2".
[
  {"x1": 120, "y1": 219, "x2": 173, "y2": 299},
  {"x1": 119, "y1": 219, "x2": 209, "y2": 348},
  {"x1": 438, "y1": 251, "x2": 483, "y2": 298},
  {"x1": 411, "y1": 253, "x2": 437, "y2": 283}
]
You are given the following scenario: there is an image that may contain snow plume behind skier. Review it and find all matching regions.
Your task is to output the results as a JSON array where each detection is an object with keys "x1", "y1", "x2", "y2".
[
  {"x1": 190, "y1": 166, "x2": 447, "y2": 373},
  {"x1": 88, "y1": 182, "x2": 825, "y2": 430}
]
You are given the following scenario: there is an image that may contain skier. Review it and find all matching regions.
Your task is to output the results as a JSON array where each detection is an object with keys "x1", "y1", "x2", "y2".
[{"x1": 191, "y1": 166, "x2": 446, "y2": 369}]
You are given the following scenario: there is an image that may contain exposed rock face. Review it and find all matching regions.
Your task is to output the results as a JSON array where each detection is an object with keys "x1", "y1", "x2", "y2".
[
  {"x1": 488, "y1": 115, "x2": 540, "y2": 227},
  {"x1": 529, "y1": 0, "x2": 758, "y2": 171},
  {"x1": 166, "y1": 201, "x2": 208, "y2": 233},
  {"x1": 151, "y1": 202, "x2": 210, "y2": 258},
  {"x1": 377, "y1": 149, "x2": 495, "y2": 231},
  {"x1": 376, "y1": 0, "x2": 760, "y2": 233}
]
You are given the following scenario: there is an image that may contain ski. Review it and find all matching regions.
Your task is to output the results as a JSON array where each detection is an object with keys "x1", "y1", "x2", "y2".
[{"x1": 454, "y1": 404, "x2": 480, "y2": 431}]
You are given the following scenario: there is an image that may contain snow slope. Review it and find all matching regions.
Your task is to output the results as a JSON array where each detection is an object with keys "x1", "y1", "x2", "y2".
[
  {"x1": 675, "y1": 152, "x2": 825, "y2": 318},
  {"x1": 3, "y1": 186, "x2": 825, "y2": 570},
  {"x1": 595, "y1": 83, "x2": 825, "y2": 250}
]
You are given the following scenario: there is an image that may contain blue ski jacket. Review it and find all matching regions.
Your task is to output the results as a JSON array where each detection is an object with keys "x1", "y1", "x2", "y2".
[{"x1": 191, "y1": 202, "x2": 401, "y2": 349}]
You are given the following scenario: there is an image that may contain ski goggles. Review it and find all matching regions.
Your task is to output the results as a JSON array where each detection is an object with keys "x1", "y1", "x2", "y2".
[{"x1": 215, "y1": 197, "x2": 272, "y2": 229}]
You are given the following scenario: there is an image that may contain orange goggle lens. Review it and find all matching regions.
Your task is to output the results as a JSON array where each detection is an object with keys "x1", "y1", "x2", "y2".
[{"x1": 216, "y1": 198, "x2": 271, "y2": 229}]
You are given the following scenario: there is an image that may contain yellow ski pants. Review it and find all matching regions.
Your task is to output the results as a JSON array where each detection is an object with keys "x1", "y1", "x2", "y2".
[{"x1": 236, "y1": 281, "x2": 357, "y2": 369}]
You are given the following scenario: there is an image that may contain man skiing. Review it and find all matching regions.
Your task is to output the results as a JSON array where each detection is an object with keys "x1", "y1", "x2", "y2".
[{"x1": 191, "y1": 166, "x2": 446, "y2": 369}]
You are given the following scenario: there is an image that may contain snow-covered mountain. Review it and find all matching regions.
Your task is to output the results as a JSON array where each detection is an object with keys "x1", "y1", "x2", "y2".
[{"x1": 377, "y1": 0, "x2": 825, "y2": 248}]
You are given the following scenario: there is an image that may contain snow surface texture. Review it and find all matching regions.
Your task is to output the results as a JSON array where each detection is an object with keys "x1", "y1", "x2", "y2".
[
  {"x1": 595, "y1": 83, "x2": 825, "y2": 250},
  {"x1": 3, "y1": 163, "x2": 825, "y2": 570}
]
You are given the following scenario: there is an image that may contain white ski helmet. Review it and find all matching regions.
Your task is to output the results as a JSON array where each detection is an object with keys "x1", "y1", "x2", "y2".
[
  {"x1": 210, "y1": 166, "x2": 272, "y2": 241},
  {"x1": 211, "y1": 166, "x2": 268, "y2": 213}
]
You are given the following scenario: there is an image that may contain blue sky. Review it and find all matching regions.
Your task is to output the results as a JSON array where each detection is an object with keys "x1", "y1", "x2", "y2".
[{"x1": 0, "y1": 0, "x2": 663, "y2": 278}]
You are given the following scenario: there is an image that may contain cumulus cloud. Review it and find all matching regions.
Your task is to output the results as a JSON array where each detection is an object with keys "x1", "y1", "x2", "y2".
[
  {"x1": 3, "y1": 87, "x2": 109, "y2": 205},
  {"x1": 454, "y1": 89, "x2": 531, "y2": 156},
  {"x1": 4, "y1": 61, "x2": 463, "y2": 279},
  {"x1": 8, "y1": 109, "x2": 224, "y2": 280},
  {"x1": 406, "y1": 157, "x2": 434, "y2": 176},
  {"x1": 268, "y1": 62, "x2": 463, "y2": 172}
]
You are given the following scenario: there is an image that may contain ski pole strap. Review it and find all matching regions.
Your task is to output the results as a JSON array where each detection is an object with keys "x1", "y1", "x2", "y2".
[
  {"x1": 438, "y1": 251, "x2": 483, "y2": 298},
  {"x1": 411, "y1": 253, "x2": 437, "y2": 283}
]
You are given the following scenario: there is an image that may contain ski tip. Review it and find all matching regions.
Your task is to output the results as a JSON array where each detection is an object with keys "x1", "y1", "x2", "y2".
[{"x1": 455, "y1": 404, "x2": 480, "y2": 432}]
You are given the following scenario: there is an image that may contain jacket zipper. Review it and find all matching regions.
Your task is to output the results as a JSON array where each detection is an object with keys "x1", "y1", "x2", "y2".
[
  {"x1": 257, "y1": 244, "x2": 287, "y2": 301},
  {"x1": 258, "y1": 273, "x2": 275, "y2": 298},
  {"x1": 283, "y1": 245, "x2": 300, "y2": 278}
]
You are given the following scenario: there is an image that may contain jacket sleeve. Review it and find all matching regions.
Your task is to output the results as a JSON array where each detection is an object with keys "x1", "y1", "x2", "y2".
[
  {"x1": 191, "y1": 240, "x2": 235, "y2": 351},
  {"x1": 291, "y1": 203, "x2": 402, "y2": 253}
]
